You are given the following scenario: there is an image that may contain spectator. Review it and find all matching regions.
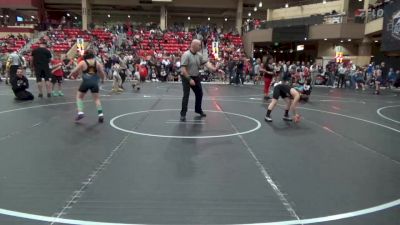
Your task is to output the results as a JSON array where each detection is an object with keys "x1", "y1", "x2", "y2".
[
  {"x1": 11, "y1": 68, "x2": 34, "y2": 101},
  {"x1": 32, "y1": 42, "x2": 52, "y2": 98}
]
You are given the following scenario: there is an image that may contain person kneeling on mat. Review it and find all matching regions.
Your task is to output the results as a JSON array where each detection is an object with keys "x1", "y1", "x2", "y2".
[
  {"x1": 11, "y1": 68, "x2": 34, "y2": 101},
  {"x1": 265, "y1": 83, "x2": 301, "y2": 123}
]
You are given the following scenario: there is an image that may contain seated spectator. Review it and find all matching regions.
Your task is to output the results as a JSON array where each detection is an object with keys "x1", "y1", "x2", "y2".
[{"x1": 11, "y1": 68, "x2": 34, "y2": 101}]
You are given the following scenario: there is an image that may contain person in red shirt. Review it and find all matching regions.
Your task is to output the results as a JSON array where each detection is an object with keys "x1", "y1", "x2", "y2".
[{"x1": 51, "y1": 54, "x2": 64, "y2": 96}]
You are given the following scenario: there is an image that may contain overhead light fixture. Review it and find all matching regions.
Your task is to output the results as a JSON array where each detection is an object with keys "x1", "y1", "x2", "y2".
[
  {"x1": 248, "y1": 12, "x2": 251, "y2": 17},
  {"x1": 358, "y1": 0, "x2": 362, "y2": 1},
  {"x1": 348, "y1": 39, "x2": 351, "y2": 42},
  {"x1": 374, "y1": 40, "x2": 379, "y2": 43},
  {"x1": 323, "y1": 0, "x2": 326, "y2": 4},
  {"x1": 66, "y1": 13, "x2": 70, "y2": 17},
  {"x1": 260, "y1": 49, "x2": 263, "y2": 52},
  {"x1": 274, "y1": 50, "x2": 277, "y2": 53},
  {"x1": 254, "y1": 7, "x2": 257, "y2": 12},
  {"x1": 6, "y1": 15, "x2": 9, "y2": 18},
  {"x1": 107, "y1": 14, "x2": 110, "y2": 18},
  {"x1": 285, "y1": 3, "x2": 289, "y2": 8},
  {"x1": 259, "y1": 1, "x2": 262, "y2": 7},
  {"x1": 225, "y1": 18, "x2": 228, "y2": 21},
  {"x1": 247, "y1": 18, "x2": 250, "y2": 22},
  {"x1": 340, "y1": 40, "x2": 344, "y2": 43},
  {"x1": 188, "y1": 16, "x2": 191, "y2": 20},
  {"x1": 304, "y1": 37, "x2": 307, "y2": 40},
  {"x1": 0, "y1": 15, "x2": 3, "y2": 18},
  {"x1": 324, "y1": 38, "x2": 328, "y2": 41},
  {"x1": 31, "y1": 15, "x2": 35, "y2": 19},
  {"x1": 280, "y1": 50, "x2": 283, "y2": 53},
  {"x1": 208, "y1": 17, "x2": 210, "y2": 21},
  {"x1": 128, "y1": 15, "x2": 130, "y2": 18},
  {"x1": 74, "y1": 16, "x2": 78, "y2": 20}
]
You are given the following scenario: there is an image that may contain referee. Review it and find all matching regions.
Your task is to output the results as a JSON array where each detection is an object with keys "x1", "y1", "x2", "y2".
[{"x1": 180, "y1": 39, "x2": 224, "y2": 122}]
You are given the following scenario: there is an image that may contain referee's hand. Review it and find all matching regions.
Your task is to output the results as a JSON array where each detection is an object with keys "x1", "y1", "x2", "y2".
[{"x1": 189, "y1": 79, "x2": 196, "y2": 86}]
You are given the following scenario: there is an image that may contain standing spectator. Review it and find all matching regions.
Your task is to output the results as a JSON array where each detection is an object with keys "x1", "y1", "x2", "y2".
[
  {"x1": 32, "y1": 43, "x2": 52, "y2": 98},
  {"x1": 50, "y1": 54, "x2": 64, "y2": 96},
  {"x1": 374, "y1": 65, "x2": 382, "y2": 95},
  {"x1": 236, "y1": 57, "x2": 244, "y2": 85},
  {"x1": 337, "y1": 63, "x2": 346, "y2": 88},
  {"x1": 380, "y1": 62, "x2": 388, "y2": 87},
  {"x1": 261, "y1": 56, "x2": 275, "y2": 100},
  {"x1": 11, "y1": 68, "x2": 34, "y2": 101},
  {"x1": 310, "y1": 63, "x2": 318, "y2": 85},
  {"x1": 253, "y1": 58, "x2": 261, "y2": 85},
  {"x1": 387, "y1": 68, "x2": 396, "y2": 89},
  {"x1": 355, "y1": 67, "x2": 366, "y2": 91}
]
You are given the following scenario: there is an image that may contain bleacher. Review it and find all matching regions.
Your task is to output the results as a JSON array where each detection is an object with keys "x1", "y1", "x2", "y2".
[
  {"x1": 31, "y1": 29, "x2": 92, "y2": 53},
  {"x1": 0, "y1": 37, "x2": 27, "y2": 53},
  {"x1": 134, "y1": 31, "x2": 192, "y2": 56}
]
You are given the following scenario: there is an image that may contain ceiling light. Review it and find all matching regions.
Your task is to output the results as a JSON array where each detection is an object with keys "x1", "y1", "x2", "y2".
[
  {"x1": 6, "y1": 15, "x2": 9, "y2": 18},
  {"x1": 107, "y1": 14, "x2": 110, "y2": 18},
  {"x1": 128, "y1": 15, "x2": 130, "y2": 18},
  {"x1": 323, "y1": 0, "x2": 327, "y2": 4},
  {"x1": 340, "y1": 40, "x2": 343, "y2": 43},
  {"x1": 188, "y1": 16, "x2": 191, "y2": 20},
  {"x1": 304, "y1": 37, "x2": 307, "y2": 40},
  {"x1": 374, "y1": 40, "x2": 379, "y2": 43},
  {"x1": 254, "y1": 7, "x2": 257, "y2": 12},
  {"x1": 259, "y1": 1, "x2": 262, "y2": 7},
  {"x1": 324, "y1": 38, "x2": 328, "y2": 41},
  {"x1": 208, "y1": 17, "x2": 210, "y2": 21},
  {"x1": 348, "y1": 39, "x2": 351, "y2": 42},
  {"x1": 31, "y1": 15, "x2": 35, "y2": 19},
  {"x1": 285, "y1": 3, "x2": 289, "y2": 8},
  {"x1": 248, "y1": 12, "x2": 251, "y2": 17},
  {"x1": 66, "y1": 13, "x2": 70, "y2": 17},
  {"x1": 225, "y1": 18, "x2": 228, "y2": 21},
  {"x1": 274, "y1": 50, "x2": 277, "y2": 53},
  {"x1": 74, "y1": 16, "x2": 78, "y2": 20}
]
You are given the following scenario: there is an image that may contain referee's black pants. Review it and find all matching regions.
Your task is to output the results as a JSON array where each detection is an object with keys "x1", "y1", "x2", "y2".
[{"x1": 180, "y1": 76, "x2": 203, "y2": 117}]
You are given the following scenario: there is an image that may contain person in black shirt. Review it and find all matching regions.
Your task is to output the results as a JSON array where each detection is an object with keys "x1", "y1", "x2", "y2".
[
  {"x1": 236, "y1": 58, "x2": 244, "y2": 85},
  {"x1": 380, "y1": 62, "x2": 388, "y2": 86},
  {"x1": 32, "y1": 43, "x2": 52, "y2": 98},
  {"x1": 11, "y1": 68, "x2": 34, "y2": 101}
]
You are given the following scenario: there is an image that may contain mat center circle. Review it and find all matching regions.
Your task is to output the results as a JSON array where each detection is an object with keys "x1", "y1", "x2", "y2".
[{"x1": 110, "y1": 109, "x2": 261, "y2": 139}]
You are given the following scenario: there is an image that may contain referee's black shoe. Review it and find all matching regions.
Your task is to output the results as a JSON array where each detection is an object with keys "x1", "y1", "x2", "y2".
[{"x1": 196, "y1": 111, "x2": 207, "y2": 117}]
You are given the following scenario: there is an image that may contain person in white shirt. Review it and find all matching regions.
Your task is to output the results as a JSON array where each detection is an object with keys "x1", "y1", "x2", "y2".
[{"x1": 337, "y1": 64, "x2": 347, "y2": 88}]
